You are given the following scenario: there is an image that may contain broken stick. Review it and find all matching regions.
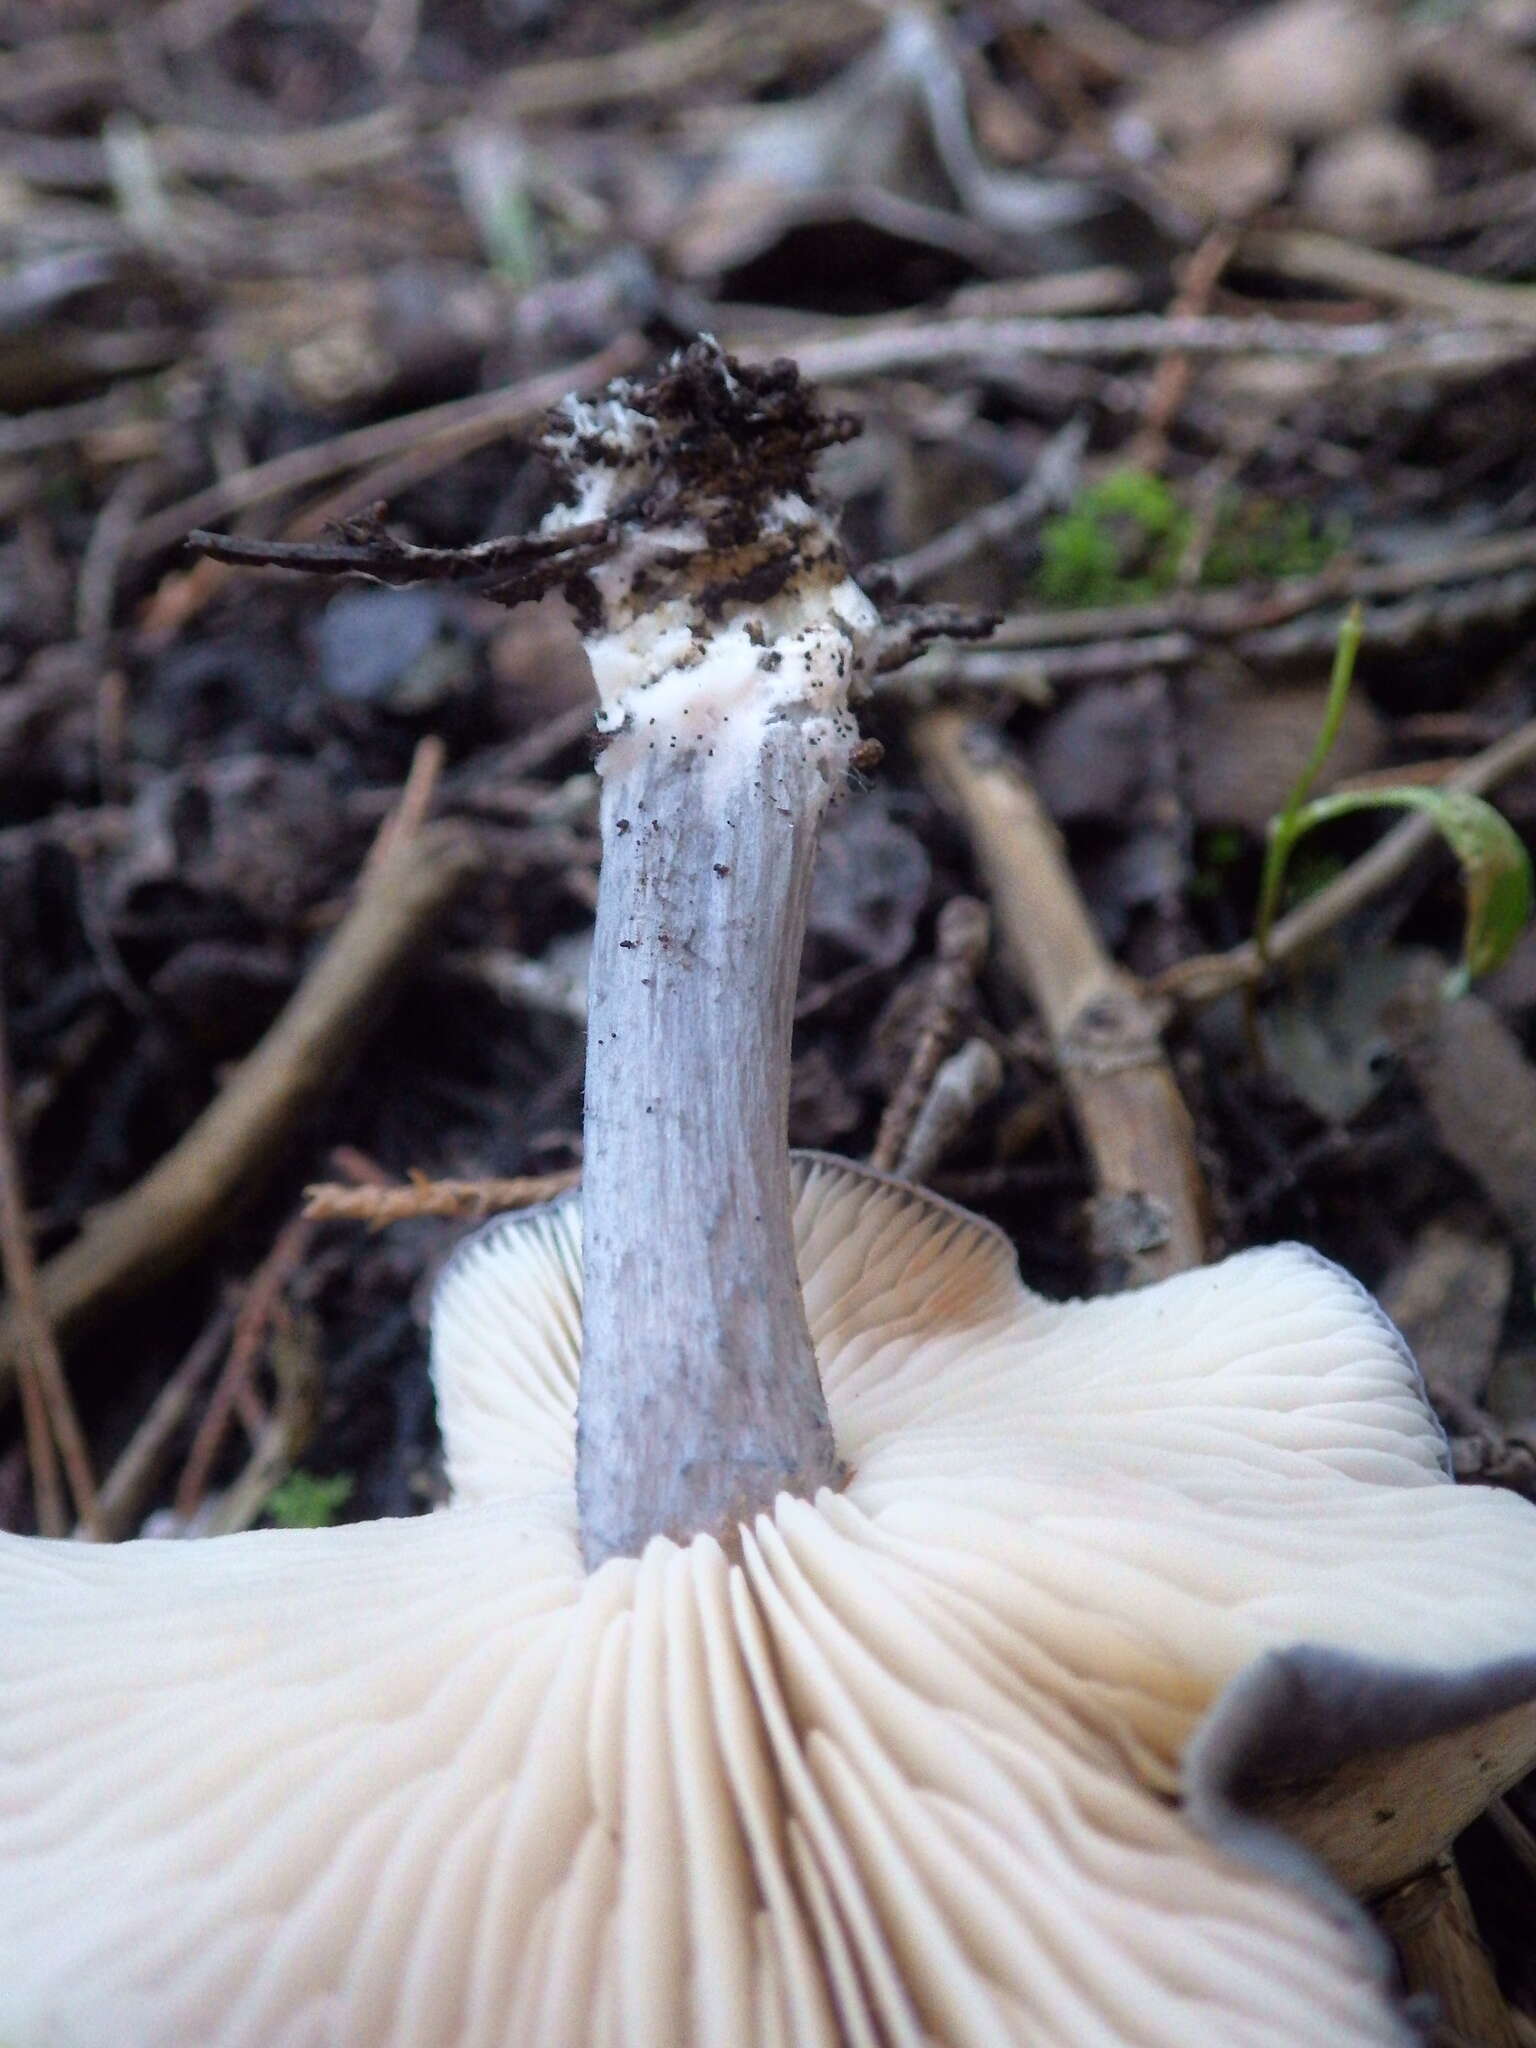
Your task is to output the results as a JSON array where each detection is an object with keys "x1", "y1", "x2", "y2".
[
  {"x1": 914, "y1": 708, "x2": 1207, "y2": 1286},
  {"x1": 0, "y1": 821, "x2": 480, "y2": 1409}
]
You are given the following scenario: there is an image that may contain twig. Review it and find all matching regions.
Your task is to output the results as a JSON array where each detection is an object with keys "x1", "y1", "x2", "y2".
[
  {"x1": 1241, "y1": 228, "x2": 1536, "y2": 328},
  {"x1": 174, "y1": 1214, "x2": 314, "y2": 1523},
  {"x1": 447, "y1": 703, "x2": 595, "y2": 792},
  {"x1": 867, "y1": 604, "x2": 999, "y2": 675},
  {"x1": 128, "y1": 337, "x2": 645, "y2": 562},
  {"x1": 362, "y1": 734, "x2": 444, "y2": 879},
  {"x1": 483, "y1": 2, "x2": 878, "y2": 119},
  {"x1": 200, "y1": 1291, "x2": 327, "y2": 1538},
  {"x1": 8, "y1": 108, "x2": 410, "y2": 190},
  {"x1": 93, "y1": 1304, "x2": 234, "y2": 1540},
  {"x1": 896, "y1": 1038, "x2": 1005, "y2": 1184},
  {"x1": 302, "y1": 1168, "x2": 578, "y2": 1226},
  {"x1": 0, "y1": 386, "x2": 161, "y2": 461},
  {"x1": 919, "y1": 267, "x2": 1141, "y2": 320},
  {"x1": 1176, "y1": 401, "x2": 1284, "y2": 591},
  {"x1": 9, "y1": 1346, "x2": 63, "y2": 1534},
  {"x1": 984, "y1": 526, "x2": 1536, "y2": 652},
  {"x1": 914, "y1": 710, "x2": 1207, "y2": 1287},
  {"x1": 717, "y1": 266, "x2": 1138, "y2": 362},
  {"x1": 783, "y1": 313, "x2": 1534, "y2": 384},
  {"x1": 0, "y1": 980, "x2": 102, "y2": 1535},
  {"x1": 1384, "y1": 960, "x2": 1536, "y2": 1272},
  {"x1": 1154, "y1": 716, "x2": 1536, "y2": 1009},
  {"x1": 1128, "y1": 225, "x2": 1240, "y2": 474},
  {"x1": 1004, "y1": 0, "x2": 1157, "y2": 79},
  {"x1": 0, "y1": 822, "x2": 481, "y2": 1410},
  {"x1": 890, "y1": 631, "x2": 1197, "y2": 702},
  {"x1": 877, "y1": 418, "x2": 1086, "y2": 595},
  {"x1": 1438, "y1": 1399, "x2": 1536, "y2": 1499},
  {"x1": 186, "y1": 512, "x2": 614, "y2": 598},
  {"x1": 5, "y1": 6, "x2": 870, "y2": 187},
  {"x1": 74, "y1": 463, "x2": 158, "y2": 644},
  {"x1": 1238, "y1": 567, "x2": 1536, "y2": 669},
  {"x1": 1486, "y1": 1795, "x2": 1536, "y2": 1892},
  {"x1": 1, "y1": 1090, "x2": 65, "y2": 1531},
  {"x1": 1375, "y1": 1855, "x2": 1519, "y2": 2048},
  {"x1": 0, "y1": 30, "x2": 117, "y2": 117},
  {"x1": 868, "y1": 897, "x2": 990, "y2": 1172},
  {"x1": 274, "y1": 423, "x2": 585, "y2": 561},
  {"x1": 152, "y1": 0, "x2": 268, "y2": 56}
]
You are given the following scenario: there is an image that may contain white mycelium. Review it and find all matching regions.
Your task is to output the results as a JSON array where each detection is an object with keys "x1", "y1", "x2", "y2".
[{"x1": 542, "y1": 373, "x2": 877, "y2": 794}]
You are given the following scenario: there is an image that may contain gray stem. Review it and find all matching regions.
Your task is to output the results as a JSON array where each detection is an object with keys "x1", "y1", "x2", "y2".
[{"x1": 577, "y1": 719, "x2": 844, "y2": 1568}]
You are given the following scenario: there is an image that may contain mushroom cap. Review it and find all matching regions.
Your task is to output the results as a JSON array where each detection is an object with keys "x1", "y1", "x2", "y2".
[{"x1": 4, "y1": 1156, "x2": 1536, "y2": 2045}]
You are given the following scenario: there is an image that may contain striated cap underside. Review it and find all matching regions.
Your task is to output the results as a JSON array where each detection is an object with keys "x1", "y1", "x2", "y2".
[{"x1": 4, "y1": 1156, "x2": 1536, "y2": 2046}]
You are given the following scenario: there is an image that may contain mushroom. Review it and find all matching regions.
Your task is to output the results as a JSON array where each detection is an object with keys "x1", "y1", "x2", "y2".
[{"x1": 4, "y1": 344, "x2": 1536, "y2": 2046}]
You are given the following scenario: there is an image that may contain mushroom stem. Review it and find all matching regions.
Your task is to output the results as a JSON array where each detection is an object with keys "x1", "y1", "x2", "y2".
[
  {"x1": 554, "y1": 343, "x2": 875, "y2": 1567},
  {"x1": 579, "y1": 721, "x2": 844, "y2": 1565}
]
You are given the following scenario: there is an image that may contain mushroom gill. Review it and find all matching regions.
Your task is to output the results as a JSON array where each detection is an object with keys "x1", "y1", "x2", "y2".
[{"x1": 5, "y1": 1156, "x2": 1536, "y2": 2044}]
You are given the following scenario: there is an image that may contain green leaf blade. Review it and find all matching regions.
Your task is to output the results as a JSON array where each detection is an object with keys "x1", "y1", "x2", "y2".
[{"x1": 1282, "y1": 785, "x2": 1534, "y2": 984}]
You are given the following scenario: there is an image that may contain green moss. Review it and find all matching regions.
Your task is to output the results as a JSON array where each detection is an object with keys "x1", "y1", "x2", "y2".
[
  {"x1": 1035, "y1": 470, "x2": 1346, "y2": 609},
  {"x1": 1202, "y1": 499, "x2": 1348, "y2": 587},
  {"x1": 1037, "y1": 469, "x2": 1188, "y2": 607},
  {"x1": 264, "y1": 1469, "x2": 355, "y2": 1529}
]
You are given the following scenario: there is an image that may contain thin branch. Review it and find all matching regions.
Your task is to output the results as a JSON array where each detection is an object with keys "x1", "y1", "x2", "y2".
[
  {"x1": 1364, "y1": 168, "x2": 1536, "y2": 249},
  {"x1": 128, "y1": 336, "x2": 645, "y2": 561},
  {"x1": 3, "y1": 1199, "x2": 65, "y2": 1532},
  {"x1": 869, "y1": 897, "x2": 990, "y2": 1173},
  {"x1": 984, "y1": 525, "x2": 1536, "y2": 653},
  {"x1": 0, "y1": 385, "x2": 159, "y2": 461},
  {"x1": 0, "y1": 823, "x2": 481, "y2": 1411},
  {"x1": 361, "y1": 734, "x2": 445, "y2": 878},
  {"x1": 1154, "y1": 716, "x2": 1536, "y2": 1009},
  {"x1": 914, "y1": 710, "x2": 1207, "y2": 1287},
  {"x1": 198, "y1": 1291, "x2": 327, "y2": 1538},
  {"x1": 446, "y1": 703, "x2": 594, "y2": 794},
  {"x1": 888, "y1": 631, "x2": 1197, "y2": 703},
  {"x1": 174, "y1": 1214, "x2": 315, "y2": 1524},
  {"x1": 785, "y1": 312, "x2": 1534, "y2": 384},
  {"x1": 483, "y1": 1, "x2": 878, "y2": 119},
  {"x1": 1127, "y1": 225, "x2": 1241, "y2": 475},
  {"x1": 186, "y1": 512, "x2": 614, "y2": 602},
  {"x1": 360, "y1": 0, "x2": 420, "y2": 77},
  {"x1": 303, "y1": 1169, "x2": 579, "y2": 1226},
  {"x1": 867, "y1": 603, "x2": 999, "y2": 673},
  {"x1": 93, "y1": 1304, "x2": 234, "y2": 1540},
  {"x1": 896, "y1": 1038, "x2": 1004, "y2": 1184},
  {"x1": 1242, "y1": 226, "x2": 1536, "y2": 327},
  {"x1": 75, "y1": 463, "x2": 159, "y2": 644},
  {"x1": 1375, "y1": 1855, "x2": 1520, "y2": 2048},
  {"x1": 876, "y1": 418, "x2": 1086, "y2": 596},
  {"x1": 0, "y1": 980, "x2": 102, "y2": 1535}
]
